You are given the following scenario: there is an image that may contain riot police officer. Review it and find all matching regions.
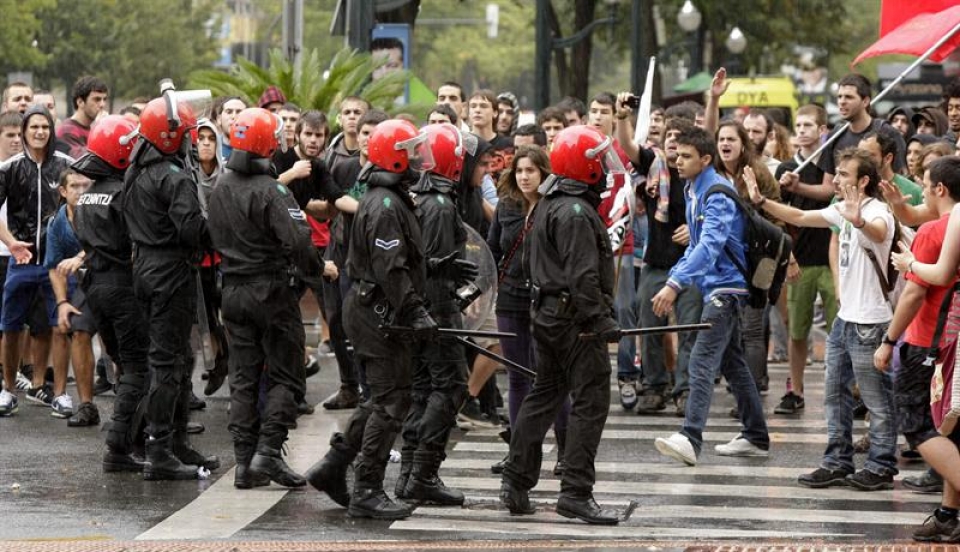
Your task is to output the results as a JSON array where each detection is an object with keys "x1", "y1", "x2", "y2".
[
  {"x1": 396, "y1": 123, "x2": 477, "y2": 506},
  {"x1": 305, "y1": 119, "x2": 437, "y2": 520},
  {"x1": 123, "y1": 97, "x2": 217, "y2": 481},
  {"x1": 207, "y1": 107, "x2": 321, "y2": 489},
  {"x1": 72, "y1": 115, "x2": 150, "y2": 473},
  {"x1": 499, "y1": 125, "x2": 623, "y2": 525}
]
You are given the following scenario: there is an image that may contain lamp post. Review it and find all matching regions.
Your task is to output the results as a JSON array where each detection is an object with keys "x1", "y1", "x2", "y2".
[
  {"x1": 725, "y1": 26, "x2": 747, "y2": 75},
  {"x1": 676, "y1": 0, "x2": 702, "y2": 75},
  {"x1": 534, "y1": 0, "x2": 619, "y2": 111}
]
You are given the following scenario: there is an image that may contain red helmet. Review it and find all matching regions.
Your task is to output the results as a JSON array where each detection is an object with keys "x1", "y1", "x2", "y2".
[
  {"x1": 230, "y1": 107, "x2": 282, "y2": 158},
  {"x1": 139, "y1": 97, "x2": 198, "y2": 155},
  {"x1": 422, "y1": 123, "x2": 464, "y2": 181},
  {"x1": 368, "y1": 119, "x2": 433, "y2": 174},
  {"x1": 549, "y1": 126, "x2": 625, "y2": 185},
  {"x1": 87, "y1": 115, "x2": 139, "y2": 170}
]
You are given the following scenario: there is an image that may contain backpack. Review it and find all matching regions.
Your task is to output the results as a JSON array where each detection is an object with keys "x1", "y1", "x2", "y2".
[
  {"x1": 704, "y1": 185, "x2": 793, "y2": 309},
  {"x1": 861, "y1": 212, "x2": 915, "y2": 308}
]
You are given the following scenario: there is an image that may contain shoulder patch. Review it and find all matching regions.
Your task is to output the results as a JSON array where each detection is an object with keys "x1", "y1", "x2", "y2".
[
  {"x1": 276, "y1": 184, "x2": 288, "y2": 195},
  {"x1": 383, "y1": 196, "x2": 392, "y2": 208},
  {"x1": 168, "y1": 163, "x2": 181, "y2": 173},
  {"x1": 437, "y1": 196, "x2": 445, "y2": 205},
  {"x1": 375, "y1": 238, "x2": 400, "y2": 250},
  {"x1": 572, "y1": 203, "x2": 583, "y2": 215},
  {"x1": 288, "y1": 208, "x2": 306, "y2": 221}
]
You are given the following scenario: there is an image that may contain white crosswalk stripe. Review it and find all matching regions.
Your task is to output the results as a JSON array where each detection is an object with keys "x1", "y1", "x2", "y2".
[{"x1": 389, "y1": 362, "x2": 940, "y2": 541}]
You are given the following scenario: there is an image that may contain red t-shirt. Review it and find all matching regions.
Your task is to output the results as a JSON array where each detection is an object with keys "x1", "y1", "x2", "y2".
[
  {"x1": 309, "y1": 218, "x2": 330, "y2": 248},
  {"x1": 904, "y1": 213, "x2": 957, "y2": 347}
]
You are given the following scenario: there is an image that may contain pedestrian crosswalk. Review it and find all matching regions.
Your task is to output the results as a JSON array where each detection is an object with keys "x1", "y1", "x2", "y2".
[{"x1": 388, "y1": 365, "x2": 940, "y2": 541}]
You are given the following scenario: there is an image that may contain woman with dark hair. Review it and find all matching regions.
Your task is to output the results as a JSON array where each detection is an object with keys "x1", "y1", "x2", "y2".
[
  {"x1": 714, "y1": 120, "x2": 786, "y2": 401},
  {"x1": 487, "y1": 145, "x2": 569, "y2": 476}
]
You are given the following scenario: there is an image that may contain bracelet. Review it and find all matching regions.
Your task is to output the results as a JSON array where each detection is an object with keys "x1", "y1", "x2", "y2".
[
  {"x1": 908, "y1": 260, "x2": 916, "y2": 273},
  {"x1": 882, "y1": 335, "x2": 898, "y2": 346},
  {"x1": 56, "y1": 300, "x2": 69, "y2": 307},
  {"x1": 615, "y1": 112, "x2": 629, "y2": 120}
]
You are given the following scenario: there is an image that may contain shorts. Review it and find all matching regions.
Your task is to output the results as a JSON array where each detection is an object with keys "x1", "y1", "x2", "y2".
[
  {"x1": 895, "y1": 342, "x2": 938, "y2": 449},
  {"x1": 65, "y1": 281, "x2": 97, "y2": 335},
  {"x1": 473, "y1": 310, "x2": 499, "y2": 350},
  {"x1": 787, "y1": 265, "x2": 836, "y2": 340},
  {"x1": 1, "y1": 261, "x2": 57, "y2": 332}
]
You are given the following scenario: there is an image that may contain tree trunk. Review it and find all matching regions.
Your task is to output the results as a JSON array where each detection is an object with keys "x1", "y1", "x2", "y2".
[
  {"x1": 547, "y1": 2, "x2": 569, "y2": 103},
  {"x1": 567, "y1": 0, "x2": 597, "y2": 101}
]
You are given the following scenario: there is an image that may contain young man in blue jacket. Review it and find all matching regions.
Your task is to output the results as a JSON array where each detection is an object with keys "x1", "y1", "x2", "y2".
[{"x1": 651, "y1": 126, "x2": 770, "y2": 466}]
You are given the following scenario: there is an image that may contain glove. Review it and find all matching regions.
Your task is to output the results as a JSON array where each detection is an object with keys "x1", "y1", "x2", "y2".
[
  {"x1": 451, "y1": 258, "x2": 479, "y2": 287},
  {"x1": 587, "y1": 317, "x2": 621, "y2": 343},
  {"x1": 407, "y1": 305, "x2": 439, "y2": 340},
  {"x1": 428, "y1": 252, "x2": 479, "y2": 286}
]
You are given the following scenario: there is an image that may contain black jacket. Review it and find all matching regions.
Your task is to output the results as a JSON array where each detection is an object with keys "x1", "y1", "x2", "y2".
[
  {"x1": 412, "y1": 171, "x2": 466, "y2": 315},
  {"x1": 0, "y1": 105, "x2": 73, "y2": 264},
  {"x1": 345, "y1": 165, "x2": 426, "y2": 319},
  {"x1": 488, "y1": 199, "x2": 530, "y2": 314},
  {"x1": 73, "y1": 154, "x2": 132, "y2": 272},
  {"x1": 122, "y1": 142, "x2": 209, "y2": 257},
  {"x1": 208, "y1": 151, "x2": 320, "y2": 281},
  {"x1": 527, "y1": 176, "x2": 614, "y2": 327}
]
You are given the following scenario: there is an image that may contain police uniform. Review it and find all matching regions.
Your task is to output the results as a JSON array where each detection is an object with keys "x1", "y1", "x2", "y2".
[
  {"x1": 207, "y1": 151, "x2": 320, "y2": 488},
  {"x1": 122, "y1": 141, "x2": 213, "y2": 479},
  {"x1": 73, "y1": 153, "x2": 150, "y2": 470},
  {"x1": 396, "y1": 171, "x2": 469, "y2": 504},
  {"x1": 502, "y1": 176, "x2": 618, "y2": 517}
]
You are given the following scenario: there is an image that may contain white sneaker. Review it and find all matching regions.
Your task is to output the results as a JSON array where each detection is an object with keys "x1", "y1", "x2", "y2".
[
  {"x1": 0, "y1": 389, "x2": 18, "y2": 416},
  {"x1": 15, "y1": 371, "x2": 32, "y2": 391},
  {"x1": 714, "y1": 434, "x2": 769, "y2": 457},
  {"x1": 655, "y1": 432, "x2": 697, "y2": 466},
  {"x1": 51, "y1": 394, "x2": 74, "y2": 419}
]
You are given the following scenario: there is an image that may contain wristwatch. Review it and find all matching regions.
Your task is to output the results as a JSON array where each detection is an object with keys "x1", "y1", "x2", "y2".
[{"x1": 882, "y1": 335, "x2": 898, "y2": 346}]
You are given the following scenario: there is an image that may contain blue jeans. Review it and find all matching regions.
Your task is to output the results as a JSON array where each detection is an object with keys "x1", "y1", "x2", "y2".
[
  {"x1": 822, "y1": 318, "x2": 898, "y2": 475},
  {"x1": 681, "y1": 294, "x2": 768, "y2": 456},
  {"x1": 614, "y1": 254, "x2": 638, "y2": 379}
]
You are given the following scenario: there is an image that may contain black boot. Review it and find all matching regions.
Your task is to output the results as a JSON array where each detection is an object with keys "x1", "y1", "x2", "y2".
[
  {"x1": 406, "y1": 450, "x2": 464, "y2": 506},
  {"x1": 556, "y1": 491, "x2": 619, "y2": 525},
  {"x1": 394, "y1": 448, "x2": 414, "y2": 500},
  {"x1": 304, "y1": 433, "x2": 355, "y2": 507},
  {"x1": 143, "y1": 434, "x2": 200, "y2": 481},
  {"x1": 554, "y1": 428, "x2": 566, "y2": 477},
  {"x1": 322, "y1": 386, "x2": 359, "y2": 410},
  {"x1": 234, "y1": 441, "x2": 270, "y2": 489},
  {"x1": 249, "y1": 444, "x2": 306, "y2": 488},
  {"x1": 103, "y1": 445, "x2": 147, "y2": 473},
  {"x1": 499, "y1": 479, "x2": 535, "y2": 515},
  {"x1": 347, "y1": 487, "x2": 412, "y2": 520},
  {"x1": 173, "y1": 430, "x2": 221, "y2": 470},
  {"x1": 203, "y1": 352, "x2": 228, "y2": 397}
]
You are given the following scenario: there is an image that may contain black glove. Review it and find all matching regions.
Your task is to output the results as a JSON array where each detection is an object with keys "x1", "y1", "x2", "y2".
[
  {"x1": 428, "y1": 252, "x2": 479, "y2": 286},
  {"x1": 407, "y1": 305, "x2": 439, "y2": 340},
  {"x1": 451, "y1": 258, "x2": 479, "y2": 287},
  {"x1": 585, "y1": 317, "x2": 621, "y2": 343}
]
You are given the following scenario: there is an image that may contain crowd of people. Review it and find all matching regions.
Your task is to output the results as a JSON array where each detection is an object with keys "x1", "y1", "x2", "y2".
[{"x1": 2, "y1": 63, "x2": 960, "y2": 538}]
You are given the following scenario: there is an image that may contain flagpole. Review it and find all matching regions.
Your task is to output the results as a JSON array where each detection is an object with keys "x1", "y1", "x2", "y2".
[{"x1": 793, "y1": 19, "x2": 960, "y2": 174}]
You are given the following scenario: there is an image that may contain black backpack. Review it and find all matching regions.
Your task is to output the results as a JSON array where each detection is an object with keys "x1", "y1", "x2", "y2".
[{"x1": 704, "y1": 185, "x2": 793, "y2": 309}]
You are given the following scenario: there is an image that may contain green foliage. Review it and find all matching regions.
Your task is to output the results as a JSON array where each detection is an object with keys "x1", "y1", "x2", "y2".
[{"x1": 188, "y1": 47, "x2": 426, "y2": 128}]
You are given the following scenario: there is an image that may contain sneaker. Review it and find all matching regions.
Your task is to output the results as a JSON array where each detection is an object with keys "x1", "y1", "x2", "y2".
[
  {"x1": 0, "y1": 389, "x2": 18, "y2": 416},
  {"x1": 618, "y1": 378, "x2": 638, "y2": 410},
  {"x1": 15, "y1": 370, "x2": 32, "y2": 391},
  {"x1": 846, "y1": 468, "x2": 894, "y2": 491},
  {"x1": 728, "y1": 406, "x2": 739, "y2": 419},
  {"x1": 714, "y1": 434, "x2": 769, "y2": 457},
  {"x1": 852, "y1": 400, "x2": 867, "y2": 419},
  {"x1": 93, "y1": 376, "x2": 113, "y2": 396},
  {"x1": 674, "y1": 391, "x2": 689, "y2": 417},
  {"x1": 189, "y1": 391, "x2": 206, "y2": 411},
  {"x1": 635, "y1": 388, "x2": 666, "y2": 413},
  {"x1": 797, "y1": 467, "x2": 852, "y2": 488},
  {"x1": 319, "y1": 340, "x2": 334, "y2": 357},
  {"x1": 26, "y1": 384, "x2": 53, "y2": 406},
  {"x1": 304, "y1": 355, "x2": 321, "y2": 379},
  {"x1": 914, "y1": 513, "x2": 959, "y2": 542},
  {"x1": 774, "y1": 392, "x2": 805, "y2": 414},
  {"x1": 853, "y1": 434, "x2": 870, "y2": 454},
  {"x1": 67, "y1": 401, "x2": 100, "y2": 427},
  {"x1": 654, "y1": 432, "x2": 697, "y2": 466},
  {"x1": 51, "y1": 394, "x2": 74, "y2": 418},
  {"x1": 902, "y1": 470, "x2": 944, "y2": 494},
  {"x1": 459, "y1": 397, "x2": 499, "y2": 429}
]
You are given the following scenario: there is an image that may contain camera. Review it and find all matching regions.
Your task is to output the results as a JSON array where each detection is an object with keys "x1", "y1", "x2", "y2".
[
  {"x1": 457, "y1": 283, "x2": 483, "y2": 311},
  {"x1": 623, "y1": 94, "x2": 641, "y2": 110}
]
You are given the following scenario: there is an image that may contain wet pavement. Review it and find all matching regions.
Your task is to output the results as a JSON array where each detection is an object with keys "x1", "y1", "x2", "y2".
[{"x1": 0, "y1": 298, "x2": 946, "y2": 550}]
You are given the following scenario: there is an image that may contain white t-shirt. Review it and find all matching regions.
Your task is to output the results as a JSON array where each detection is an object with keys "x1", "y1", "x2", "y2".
[
  {"x1": 820, "y1": 198, "x2": 894, "y2": 324},
  {"x1": 0, "y1": 203, "x2": 9, "y2": 257}
]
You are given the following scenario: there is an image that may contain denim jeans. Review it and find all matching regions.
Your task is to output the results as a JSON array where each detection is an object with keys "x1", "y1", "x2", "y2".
[
  {"x1": 614, "y1": 254, "x2": 638, "y2": 379},
  {"x1": 636, "y1": 265, "x2": 702, "y2": 397},
  {"x1": 741, "y1": 303, "x2": 769, "y2": 391},
  {"x1": 822, "y1": 318, "x2": 898, "y2": 475},
  {"x1": 681, "y1": 294, "x2": 769, "y2": 456}
]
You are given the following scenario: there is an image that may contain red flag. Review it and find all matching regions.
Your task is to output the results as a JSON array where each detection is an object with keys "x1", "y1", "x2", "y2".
[
  {"x1": 880, "y1": 0, "x2": 956, "y2": 36},
  {"x1": 854, "y1": 5, "x2": 960, "y2": 66}
]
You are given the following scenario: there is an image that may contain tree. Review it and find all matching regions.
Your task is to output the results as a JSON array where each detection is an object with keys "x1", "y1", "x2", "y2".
[{"x1": 0, "y1": 0, "x2": 53, "y2": 77}]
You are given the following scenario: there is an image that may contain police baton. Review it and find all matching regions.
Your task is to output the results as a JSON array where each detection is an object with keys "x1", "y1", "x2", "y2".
[
  {"x1": 379, "y1": 326, "x2": 516, "y2": 340},
  {"x1": 579, "y1": 323, "x2": 712, "y2": 341},
  {"x1": 455, "y1": 337, "x2": 536, "y2": 379}
]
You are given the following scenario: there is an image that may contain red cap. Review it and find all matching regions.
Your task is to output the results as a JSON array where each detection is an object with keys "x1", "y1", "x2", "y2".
[{"x1": 258, "y1": 86, "x2": 287, "y2": 109}]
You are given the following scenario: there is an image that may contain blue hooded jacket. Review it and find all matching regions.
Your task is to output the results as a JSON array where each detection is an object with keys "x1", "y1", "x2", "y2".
[{"x1": 666, "y1": 165, "x2": 749, "y2": 302}]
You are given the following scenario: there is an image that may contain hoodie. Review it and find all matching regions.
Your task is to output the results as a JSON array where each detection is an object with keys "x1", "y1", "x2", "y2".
[
  {"x1": 196, "y1": 120, "x2": 223, "y2": 211},
  {"x1": 0, "y1": 105, "x2": 74, "y2": 264}
]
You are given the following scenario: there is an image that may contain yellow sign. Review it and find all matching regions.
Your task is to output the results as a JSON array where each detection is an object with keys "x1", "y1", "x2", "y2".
[{"x1": 718, "y1": 77, "x2": 798, "y2": 124}]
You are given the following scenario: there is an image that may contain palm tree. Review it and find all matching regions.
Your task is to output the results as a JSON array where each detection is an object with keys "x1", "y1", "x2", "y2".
[{"x1": 188, "y1": 47, "x2": 425, "y2": 130}]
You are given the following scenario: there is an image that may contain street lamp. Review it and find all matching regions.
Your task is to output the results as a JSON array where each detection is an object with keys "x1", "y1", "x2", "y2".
[
  {"x1": 676, "y1": 0, "x2": 702, "y2": 75},
  {"x1": 725, "y1": 26, "x2": 747, "y2": 74},
  {"x1": 534, "y1": 0, "x2": 620, "y2": 110}
]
